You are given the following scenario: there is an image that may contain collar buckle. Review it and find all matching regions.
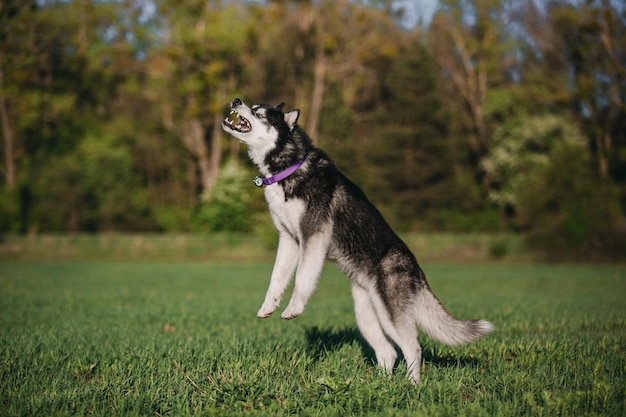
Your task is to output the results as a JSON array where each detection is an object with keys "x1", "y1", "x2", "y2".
[{"x1": 253, "y1": 176, "x2": 265, "y2": 188}]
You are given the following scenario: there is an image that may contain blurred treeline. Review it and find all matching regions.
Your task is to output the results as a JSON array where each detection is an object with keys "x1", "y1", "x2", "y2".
[{"x1": 1, "y1": 0, "x2": 624, "y2": 259}]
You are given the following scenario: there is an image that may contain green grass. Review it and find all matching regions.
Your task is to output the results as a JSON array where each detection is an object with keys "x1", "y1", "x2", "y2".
[
  {"x1": 0, "y1": 234, "x2": 276, "y2": 263},
  {"x1": 0, "y1": 232, "x2": 531, "y2": 263},
  {"x1": 1, "y1": 262, "x2": 624, "y2": 416}
]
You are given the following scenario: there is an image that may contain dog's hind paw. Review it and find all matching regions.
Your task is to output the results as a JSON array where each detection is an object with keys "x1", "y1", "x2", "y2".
[{"x1": 281, "y1": 304, "x2": 303, "y2": 320}]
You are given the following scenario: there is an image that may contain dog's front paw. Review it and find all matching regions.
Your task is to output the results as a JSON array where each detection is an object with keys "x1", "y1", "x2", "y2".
[
  {"x1": 257, "y1": 302, "x2": 278, "y2": 318},
  {"x1": 281, "y1": 304, "x2": 304, "y2": 320}
]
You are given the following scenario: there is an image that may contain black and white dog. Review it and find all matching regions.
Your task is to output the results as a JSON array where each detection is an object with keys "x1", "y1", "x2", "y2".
[{"x1": 222, "y1": 98, "x2": 493, "y2": 383}]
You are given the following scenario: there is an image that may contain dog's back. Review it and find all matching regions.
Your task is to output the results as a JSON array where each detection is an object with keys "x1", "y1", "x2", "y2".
[{"x1": 269, "y1": 142, "x2": 493, "y2": 382}]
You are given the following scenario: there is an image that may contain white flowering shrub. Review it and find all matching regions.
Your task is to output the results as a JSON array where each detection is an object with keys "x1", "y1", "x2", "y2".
[{"x1": 481, "y1": 114, "x2": 586, "y2": 209}]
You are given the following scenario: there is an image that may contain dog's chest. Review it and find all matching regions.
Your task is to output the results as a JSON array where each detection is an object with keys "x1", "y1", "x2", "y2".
[{"x1": 264, "y1": 185, "x2": 305, "y2": 237}]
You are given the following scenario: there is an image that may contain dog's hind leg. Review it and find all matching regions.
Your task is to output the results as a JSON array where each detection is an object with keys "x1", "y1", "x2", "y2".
[
  {"x1": 351, "y1": 282, "x2": 397, "y2": 374},
  {"x1": 258, "y1": 232, "x2": 299, "y2": 318},
  {"x1": 368, "y1": 292, "x2": 423, "y2": 384},
  {"x1": 385, "y1": 315, "x2": 422, "y2": 384},
  {"x1": 281, "y1": 233, "x2": 329, "y2": 320}
]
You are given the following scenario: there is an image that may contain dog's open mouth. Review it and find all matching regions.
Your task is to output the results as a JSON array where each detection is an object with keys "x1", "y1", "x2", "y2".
[{"x1": 223, "y1": 110, "x2": 251, "y2": 133}]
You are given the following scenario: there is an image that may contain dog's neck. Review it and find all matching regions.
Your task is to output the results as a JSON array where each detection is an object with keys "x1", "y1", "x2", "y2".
[
  {"x1": 253, "y1": 156, "x2": 307, "y2": 188},
  {"x1": 248, "y1": 148, "x2": 307, "y2": 177},
  {"x1": 247, "y1": 144, "x2": 281, "y2": 170}
]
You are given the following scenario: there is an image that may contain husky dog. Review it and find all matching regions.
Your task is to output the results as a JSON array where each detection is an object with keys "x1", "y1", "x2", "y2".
[{"x1": 222, "y1": 98, "x2": 493, "y2": 383}]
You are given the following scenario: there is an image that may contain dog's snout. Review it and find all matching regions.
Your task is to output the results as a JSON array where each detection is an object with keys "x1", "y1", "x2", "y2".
[{"x1": 232, "y1": 98, "x2": 242, "y2": 107}]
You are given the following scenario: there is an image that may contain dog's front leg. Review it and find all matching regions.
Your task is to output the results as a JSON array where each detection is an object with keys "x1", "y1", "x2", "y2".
[
  {"x1": 281, "y1": 233, "x2": 329, "y2": 320},
  {"x1": 257, "y1": 232, "x2": 299, "y2": 318}
]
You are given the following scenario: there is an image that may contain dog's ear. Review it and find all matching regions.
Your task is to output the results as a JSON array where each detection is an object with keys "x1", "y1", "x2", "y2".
[
  {"x1": 275, "y1": 102, "x2": 285, "y2": 111},
  {"x1": 284, "y1": 110, "x2": 300, "y2": 130}
]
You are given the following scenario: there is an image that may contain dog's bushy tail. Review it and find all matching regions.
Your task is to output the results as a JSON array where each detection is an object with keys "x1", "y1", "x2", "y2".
[{"x1": 415, "y1": 287, "x2": 493, "y2": 346}]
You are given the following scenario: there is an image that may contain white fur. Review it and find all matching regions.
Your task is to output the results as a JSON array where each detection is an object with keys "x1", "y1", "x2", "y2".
[
  {"x1": 351, "y1": 282, "x2": 397, "y2": 373},
  {"x1": 257, "y1": 233, "x2": 299, "y2": 318},
  {"x1": 353, "y1": 280, "x2": 423, "y2": 383},
  {"x1": 225, "y1": 101, "x2": 299, "y2": 171},
  {"x1": 265, "y1": 186, "x2": 305, "y2": 234},
  {"x1": 224, "y1": 103, "x2": 280, "y2": 168},
  {"x1": 225, "y1": 99, "x2": 329, "y2": 320},
  {"x1": 257, "y1": 184, "x2": 332, "y2": 320},
  {"x1": 413, "y1": 291, "x2": 494, "y2": 346}
]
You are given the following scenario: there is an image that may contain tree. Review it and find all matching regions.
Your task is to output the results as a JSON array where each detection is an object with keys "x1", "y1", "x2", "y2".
[
  {"x1": 359, "y1": 41, "x2": 475, "y2": 230},
  {"x1": 430, "y1": 0, "x2": 515, "y2": 158},
  {"x1": 0, "y1": 0, "x2": 48, "y2": 190},
  {"x1": 514, "y1": 0, "x2": 626, "y2": 182},
  {"x1": 0, "y1": 0, "x2": 623, "y2": 243},
  {"x1": 516, "y1": 140, "x2": 623, "y2": 259},
  {"x1": 148, "y1": 1, "x2": 252, "y2": 197},
  {"x1": 33, "y1": 134, "x2": 153, "y2": 231},
  {"x1": 257, "y1": 0, "x2": 401, "y2": 140},
  {"x1": 550, "y1": 1, "x2": 625, "y2": 180},
  {"x1": 481, "y1": 113, "x2": 587, "y2": 210},
  {"x1": 0, "y1": 0, "x2": 160, "y2": 231},
  {"x1": 0, "y1": 56, "x2": 15, "y2": 189}
]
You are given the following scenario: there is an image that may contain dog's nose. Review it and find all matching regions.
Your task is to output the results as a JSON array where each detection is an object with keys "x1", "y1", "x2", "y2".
[{"x1": 232, "y1": 98, "x2": 242, "y2": 107}]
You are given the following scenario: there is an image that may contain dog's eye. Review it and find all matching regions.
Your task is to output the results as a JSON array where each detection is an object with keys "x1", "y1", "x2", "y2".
[{"x1": 255, "y1": 113, "x2": 265, "y2": 120}]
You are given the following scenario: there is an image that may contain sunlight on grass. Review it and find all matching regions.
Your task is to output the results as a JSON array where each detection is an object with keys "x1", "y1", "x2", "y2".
[{"x1": 1, "y1": 262, "x2": 624, "y2": 416}]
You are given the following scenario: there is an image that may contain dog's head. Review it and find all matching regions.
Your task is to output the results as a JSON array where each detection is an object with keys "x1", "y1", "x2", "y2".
[{"x1": 222, "y1": 98, "x2": 300, "y2": 155}]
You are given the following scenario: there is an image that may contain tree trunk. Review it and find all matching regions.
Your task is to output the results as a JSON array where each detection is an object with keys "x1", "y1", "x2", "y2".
[
  {"x1": 181, "y1": 118, "x2": 213, "y2": 196},
  {"x1": 432, "y1": 18, "x2": 491, "y2": 157},
  {"x1": 162, "y1": 102, "x2": 222, "y2": 197},
  {"x1": 0, "y1": 61, "x2": 16, "y2": 190},
  {"x1": 595, "y1": 132, "x2": 610, "y2": 178},
  {"x1": 306, "y1": 47, "x2": 326, "y2": 141},
  {"x1": 208, "y1": 112, "x2": 223, "y2": 192}
]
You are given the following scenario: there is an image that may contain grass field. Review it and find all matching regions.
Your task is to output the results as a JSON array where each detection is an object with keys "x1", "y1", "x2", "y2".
[
  {"x1": 0, "y1": 232, "x2": 530, "y2": 263},
  {"x1": 1, "y1": 261, "x2": 625, "y2": 416}
]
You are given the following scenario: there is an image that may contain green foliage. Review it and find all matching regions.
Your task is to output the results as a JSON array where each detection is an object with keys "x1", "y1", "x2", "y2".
[
  {"x1": 153, "y1": 205, "x2": 195, "y2": 232},
  {"x1": 482, "y1": 113, "x2": 587, "y2": 209},
  {"x1": 516, "y1": 146, "x2": 624, "y2": 259},
  {"x1": 358, "y1": 42, "x2": 473, "y2": 231},
  {"x1": 31, "y1": 135, "x2": 154, "y2": 232},
  {"x1": 1, "y1": 262, "x2": 624, "y2": 416},
  {"x1": 0, "y1": 0, "x2": 625, "y2": 261},
  {"x1": 0, "y1": 187, "x2": 20, "y2": 233},
  {"x1": 425, "y1": 207, "x2": 501, "y2": 233},
  {"x1": 193, "y1": 160, "x2": 256, "y2": 232},
  {"x1": 482, "y1": 112, "x2": 624, "y2": 258}
]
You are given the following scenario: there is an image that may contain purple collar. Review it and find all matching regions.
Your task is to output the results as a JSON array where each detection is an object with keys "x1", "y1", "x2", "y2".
[{"x1": 253, "y1": 156, "x2": 307, "y2": 188}]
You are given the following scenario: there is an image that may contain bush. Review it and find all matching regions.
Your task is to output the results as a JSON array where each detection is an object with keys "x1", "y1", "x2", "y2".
[
  {"x1": 482, "y1": 114, "x2": 587, "y2": 210},
  {"x1": 193, "y1": 160, "x2": 256, "y2": 232},
  {"x1": 516, "y1": 146, "x2": 624, "y2": 260},
  {"x1": 480, "y1": 112, "x2": 625, "y2": 260},
  {"x1": 153, "y1": 205, "x2": 194, "y2": 232}
]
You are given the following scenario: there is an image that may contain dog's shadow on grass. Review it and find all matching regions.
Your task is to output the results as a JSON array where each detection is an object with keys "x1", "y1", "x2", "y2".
[
  {"x1": 304, "y1": 325, "x2": 481, "y2": 369},
  {"x1": 305, "y1": 325, "x2": 377, "y2": 364}
]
